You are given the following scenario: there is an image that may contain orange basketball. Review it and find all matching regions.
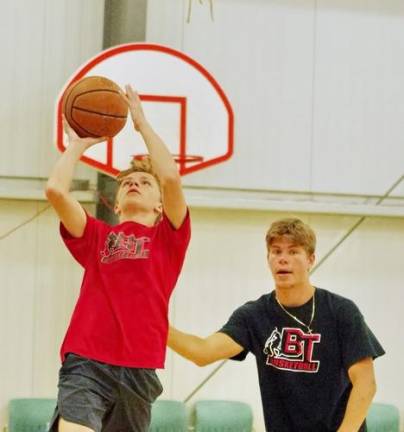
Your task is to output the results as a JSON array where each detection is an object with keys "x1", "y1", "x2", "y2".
[{"x1": 62, "y1": 76, "x2": 128, "y2": 138}]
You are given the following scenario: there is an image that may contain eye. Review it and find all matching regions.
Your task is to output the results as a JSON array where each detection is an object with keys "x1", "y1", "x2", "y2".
[
  {"x1": 289, "y1": 249, "x2": 298, "y2": 255},
  {"x1": 142, "y1": 180, "x2": 151, "y2": 186}
]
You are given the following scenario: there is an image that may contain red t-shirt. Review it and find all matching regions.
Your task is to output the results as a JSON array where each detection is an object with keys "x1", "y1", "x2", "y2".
[{"x1": 59, "y1": 210, "x2": 190, "y2": 368}]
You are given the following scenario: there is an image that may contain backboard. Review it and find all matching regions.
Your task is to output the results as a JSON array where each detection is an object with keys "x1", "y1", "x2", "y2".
[{"x1": 55, "y1": 43, "x2": 234, "y2": 177}]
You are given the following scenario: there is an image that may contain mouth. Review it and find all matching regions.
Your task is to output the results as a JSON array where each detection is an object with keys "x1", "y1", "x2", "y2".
[
  {"x1": 127, "y1": 188, "x2": 140, "y2": 195},
  {"x1": 276, "y1": 270, "x2": 292, "y2": 276}
]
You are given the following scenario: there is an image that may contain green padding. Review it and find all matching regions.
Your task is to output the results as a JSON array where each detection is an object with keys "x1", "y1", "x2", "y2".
[
  {"x1": 149, "y1": 400, "x2": 188, "y2": 432},
  {"x1": 194, "y1": 400, "x2": 253, "y2": 432},
  {"x1": 9, "y1": 398, "x2": 56, "y2": 432},
  {"x1": 367, "y1": 403, "x2": 400, "y2": 432}
]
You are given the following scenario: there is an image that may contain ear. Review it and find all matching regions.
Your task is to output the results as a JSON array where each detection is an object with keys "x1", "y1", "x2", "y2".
[
  {"x1": 114, "y1": 187, "x2": 122, "y2": 215},
  {"x1": 154, "y1": 202, "x2": 163, "y2": 215},
  {"x1": 308, "y1": 253, "x2": 315, "y2": 270},
  {"x1": 266, "y1": 250, "x2": 272, "y2": 268}
]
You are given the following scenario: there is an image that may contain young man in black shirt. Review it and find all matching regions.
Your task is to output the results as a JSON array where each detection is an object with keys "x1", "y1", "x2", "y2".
[{"x1": 168, "y1": 218, "x2": 384, "y2": 431}]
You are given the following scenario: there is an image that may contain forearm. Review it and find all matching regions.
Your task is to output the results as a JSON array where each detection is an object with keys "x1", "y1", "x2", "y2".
[
  {"x1": 167, "y1": 326, "x2": 208, "y2": 366},
  {"x1": 138, "y1": 122, "x2": 179, "y2": 182},
  {"x1": 337, "y1": 381, "x2": 376, "y2": 432},
  {"x1": 124, "y1": 85, "x2": 180, "y2": 183},
  {"x1": 46, "y1": 142, "x2": 87, "y2": 194}
]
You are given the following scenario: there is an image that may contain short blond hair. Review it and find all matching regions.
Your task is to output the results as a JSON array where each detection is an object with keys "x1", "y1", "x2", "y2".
[
  {"x1": 116, "y1": 156, "x2": 160, "y2": 189},
  {"x1": 265, "y1": 218, "x2": 316, "y2": 255}
]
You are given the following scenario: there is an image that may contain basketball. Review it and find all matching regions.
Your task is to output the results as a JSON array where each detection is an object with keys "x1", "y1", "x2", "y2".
[{"x1": 62, "y1": 76, "x2": 128, "y2": 138}]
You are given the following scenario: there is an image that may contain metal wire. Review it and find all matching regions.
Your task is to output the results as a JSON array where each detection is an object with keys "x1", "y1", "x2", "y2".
[
  {"x1": 0, "y1": 204, "x2": 51, "y2": 241},
  {"x1": 187, "y1": 0, "x2": 214, "y2": 23}
]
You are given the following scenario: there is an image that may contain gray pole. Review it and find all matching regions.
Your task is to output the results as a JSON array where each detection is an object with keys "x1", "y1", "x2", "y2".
[{"x1": 97, "y1": 0, "x2": 147, "y2": 223}]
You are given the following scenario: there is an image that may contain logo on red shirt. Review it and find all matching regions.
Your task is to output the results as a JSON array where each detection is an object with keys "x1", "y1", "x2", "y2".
[
  {"x1": 263, "y1": 327, "x2": 321, "y2": 373},
  {"x1": 100, "y1": 231, "x2": 151, "y2": 263}
]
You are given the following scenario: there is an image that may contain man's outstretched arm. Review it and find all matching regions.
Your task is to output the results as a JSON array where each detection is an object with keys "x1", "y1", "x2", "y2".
[{"x1": 168, "y1": 326, "x2": 244, "y2": 366}]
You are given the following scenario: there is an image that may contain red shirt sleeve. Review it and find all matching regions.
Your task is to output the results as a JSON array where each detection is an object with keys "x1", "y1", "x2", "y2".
[
  {"x1": 59, "y1": 213, "x2": 98, "y2": 267},
  {"x1": 161, "y1": 208, "x2": 191, "y2": 247}
]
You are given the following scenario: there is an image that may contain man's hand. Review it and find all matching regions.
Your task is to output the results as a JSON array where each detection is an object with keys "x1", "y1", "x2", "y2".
[
  {"x1": 168, "y1": 327, "x2": 244, "y2": 366},
  {"x1": 122, "y1": 84, "x2": 148, "y2": 132},
  {"x1": 63, "y1": 115, "x2": 107, "y2": 149}
]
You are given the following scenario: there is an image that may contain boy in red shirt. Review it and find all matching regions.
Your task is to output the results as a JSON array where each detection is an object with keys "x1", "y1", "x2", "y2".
[{"x1": 46, "y1": 85, "x2": 190, "y2": 432}]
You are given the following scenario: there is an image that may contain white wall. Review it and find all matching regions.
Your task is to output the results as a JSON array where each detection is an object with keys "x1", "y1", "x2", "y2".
[
  {"x1": 1, "y1": 0, "x2": 403, "y2": 430},
  {"x1": 1, "y1": 202, "x2": 402, "y2": 430},
  {"x1": 0, "y1": 0, "x2": 104, "y2": 425},
  {"x1": 0, "y1": 0, "x2": 104, "y2": 182},
  {"x1": 0, "y1": 200, "x2": 94, "y2": 427},
  {"x1": 147, "y1": 0, "x2": 404, "y2": 197}
]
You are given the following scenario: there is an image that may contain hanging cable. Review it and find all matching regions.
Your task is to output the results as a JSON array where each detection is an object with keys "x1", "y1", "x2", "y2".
[
  {"x1": 97, "y1": 192, "x2": 115, "y2": 212},
  {"x1": 187, "y1": 0, "x2": 214, "y2": 23},
  {"x1": 0, "y1": 204, "x2": 51, "y2": 241},
  {"x1": 0, "y1": 183, "x2": 114, "y2": 241}
]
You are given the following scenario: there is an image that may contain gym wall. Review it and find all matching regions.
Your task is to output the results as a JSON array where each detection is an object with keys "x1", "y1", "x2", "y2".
[{"x1": 0, "y1": 1, "x2": 403, "y2": 430}]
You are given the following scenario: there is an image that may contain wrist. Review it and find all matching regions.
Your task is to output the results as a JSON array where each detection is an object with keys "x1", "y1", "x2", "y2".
[
  {"x1": 66, "y1": 139, "x2": 90, "y2": 154},
  {"x1": 132, "y1": 117, "x2": 151, "y2": 134}
]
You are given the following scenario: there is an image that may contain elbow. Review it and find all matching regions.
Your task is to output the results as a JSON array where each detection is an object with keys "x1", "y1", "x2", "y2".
[
  {"x1": 193, "y1": 358, "x2": 208, "y2": 367},
  {"x1": 160, "y1": 171, "x2": 181, "y2": 188},
  {"x1": 45, "y1": 182, "x2": 64, "y2": 202},
  {"x1": 353, "y1": 376, "x2": 377, "y2": 401},
  {"x1": 365, "y1": 380, "x2": 377, "y2": 406},
  {"x1": 192, "y1": 354, "x2": 215, "y2": 367},
  {"x1": 364, "y1": 375, "x2": 377, "y2": 399}
]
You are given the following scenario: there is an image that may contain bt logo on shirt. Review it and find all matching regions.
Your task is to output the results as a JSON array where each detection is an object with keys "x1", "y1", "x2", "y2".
[{"x1": 263, "y1": 327, "x2": 321, "y2": 373}]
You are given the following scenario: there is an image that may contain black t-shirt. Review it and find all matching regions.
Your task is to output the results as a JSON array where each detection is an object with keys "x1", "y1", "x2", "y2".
[{"x1": 219, "y1": 288, "x2": 385, "y2": 432}]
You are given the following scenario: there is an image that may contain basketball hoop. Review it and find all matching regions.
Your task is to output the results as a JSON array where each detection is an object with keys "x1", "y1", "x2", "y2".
[
  {"x1": 57, "y1": 44, "x2": 234, "y2": 177},
  {"x1": 133, "y1": 154, "x2": 204, "y2": 164}
]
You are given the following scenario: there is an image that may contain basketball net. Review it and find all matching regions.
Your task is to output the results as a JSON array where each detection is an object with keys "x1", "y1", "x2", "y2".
[{"x1": 187, "y1": 0, "x2": 215, "y2": 23}]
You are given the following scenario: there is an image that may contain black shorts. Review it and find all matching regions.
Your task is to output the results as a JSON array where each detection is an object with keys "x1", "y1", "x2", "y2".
[{"x1": 48, "y1": 353, "x2": 163, "y2": 432}]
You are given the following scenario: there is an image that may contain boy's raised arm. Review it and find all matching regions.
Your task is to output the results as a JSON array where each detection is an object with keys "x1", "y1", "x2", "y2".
[
  {"x1": 123, "y1": 85, "x2": 187, "y2": 229},
  {"x1": 45, "y1": 117, "x2": 105, "y2": 238}
]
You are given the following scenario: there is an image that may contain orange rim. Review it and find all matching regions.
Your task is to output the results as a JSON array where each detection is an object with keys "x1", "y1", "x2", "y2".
[{"x1": 133, "y1": 154, "x2": 204, "y2": 163}]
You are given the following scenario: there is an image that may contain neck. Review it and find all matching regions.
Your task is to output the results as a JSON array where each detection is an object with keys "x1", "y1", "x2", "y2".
[
  {"x1": 119, "y1": 210, "x2": 159, "y2": 227},
  {"x1": 275, "y1": 283, "x2": 315, "y2": 307}
]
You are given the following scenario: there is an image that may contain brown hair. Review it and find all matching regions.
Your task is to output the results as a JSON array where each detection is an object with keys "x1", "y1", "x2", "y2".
[
  {"x1": 114, "y1": 157, "x2": 162, "y2": 223},
  {"x1": 116, "y1": 156, "x2": 160, "y2": 189},
  {"x1": 265, "y1": 218, "x2": 316, "y2": 255}
]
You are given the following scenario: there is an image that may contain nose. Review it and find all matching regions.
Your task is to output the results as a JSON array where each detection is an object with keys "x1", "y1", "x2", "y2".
[
  {"x1": 278, "y1": 255, "x2": 288, "y2": 264},
  {"x1": 128, "y1": 179, "x2": 139, "y2": 187}
]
